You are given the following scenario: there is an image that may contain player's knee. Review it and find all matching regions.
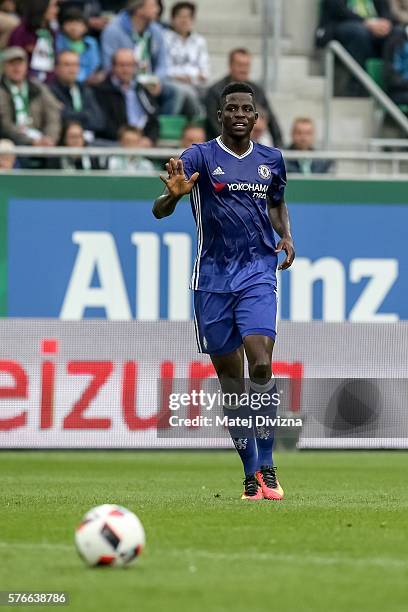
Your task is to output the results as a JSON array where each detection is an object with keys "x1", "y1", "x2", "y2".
[{"x1": 249, "y1": 360, "x2": 271, "y2": 384}]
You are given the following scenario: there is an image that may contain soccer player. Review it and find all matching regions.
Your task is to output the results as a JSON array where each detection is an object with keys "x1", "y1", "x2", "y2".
[{"x1": 153, "y1": 82, "x2": 295, "y2": 500}]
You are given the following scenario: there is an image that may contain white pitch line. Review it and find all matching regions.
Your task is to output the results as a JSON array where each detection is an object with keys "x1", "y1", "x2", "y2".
[
  {"x1": 0, "y1": 541, "x2": 72, "y2": 552},
  {"x1": 0, "y1": 541, "x2": 406, "y2": 570},
  {"x1": 169, "y1": 549, "x2": 408, "y2": 570}
]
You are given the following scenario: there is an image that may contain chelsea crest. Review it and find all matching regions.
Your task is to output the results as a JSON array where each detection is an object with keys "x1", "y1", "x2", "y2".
[{"x1": 258, "y1": 164, "x2": 271, "y2": 180}]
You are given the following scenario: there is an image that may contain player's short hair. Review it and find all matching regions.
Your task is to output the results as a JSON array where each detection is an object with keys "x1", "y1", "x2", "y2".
[
  {"x1": 171, "y1": 1, "x2": 196, "y2": 18},
  {"x1": 229, "y1": 48, "x2": 251, "y2": 64},
  {"x1": 220, "y1": 82, "x2": 256, "y2": 110}
]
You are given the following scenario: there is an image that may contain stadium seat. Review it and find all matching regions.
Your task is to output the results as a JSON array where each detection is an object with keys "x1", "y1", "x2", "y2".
[
  {"x1": 365, "y1": 58, "x2": 385, "y2": 90},
  {"x1": 365, "y1": 59, "x2": 408, "y2": 115},
  {"x1": 159, "y1": 115, "x2": 188, "y2": 142}
]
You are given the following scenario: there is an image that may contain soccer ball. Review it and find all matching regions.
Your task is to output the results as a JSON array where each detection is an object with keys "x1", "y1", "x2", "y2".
[{"x1": 75, "y1": 504, "x2": 145, "y2": 567}]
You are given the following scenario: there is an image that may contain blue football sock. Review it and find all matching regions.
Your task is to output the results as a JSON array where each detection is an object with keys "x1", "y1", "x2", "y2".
[
  {"x1": 250, "y1": 377, "x2": 278, "y2": 470},
  {"x1": 223, "y1": 403, "x2": 257, "y2": 477}
]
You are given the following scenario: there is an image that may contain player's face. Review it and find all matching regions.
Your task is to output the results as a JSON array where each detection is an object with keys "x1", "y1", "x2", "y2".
[{"x1": 219, "y1": 93, "x2": 258, "y2": 138}]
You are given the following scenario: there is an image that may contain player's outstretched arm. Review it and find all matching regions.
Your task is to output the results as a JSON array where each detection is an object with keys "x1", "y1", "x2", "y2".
[
  {"x1": 268, "y1": 197, "x2": 295, "y2": 271},
  {"x1": 152, "y1": 158, "x2": 199, "y2": 219}
]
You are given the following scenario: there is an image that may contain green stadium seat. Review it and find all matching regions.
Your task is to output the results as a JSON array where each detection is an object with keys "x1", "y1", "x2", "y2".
[
  {"x1": 365, "y1": 58, "x2": 385, "y2": 90},
  {"x1": 365, "y1": 60, "x2": 408, "y2": 115},
  {"x1": 159, "y1": 115, "x2": 187, "y2": 141}
]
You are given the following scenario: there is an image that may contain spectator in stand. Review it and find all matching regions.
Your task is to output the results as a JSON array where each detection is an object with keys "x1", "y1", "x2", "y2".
[
  {"x1": 101, "y1": 0, "x2": 181, "y2": 115},
  {"x1": 108, "y1": 125, "x2": 155, "y2": 172},
  {"x1": 285, "y1": 117, "x2": 332, "y2": 175},
  {"x1": 180, "y1": 122, "x2": 205, "y2": 148},
  {"x1": 316, "y1": 1, "x2": 393, "y2": 71},
  {"x1": 383, "y1": 24, "x2": 408, "y2": 105},
  {"x1": 205, "y1": 48, "x2": 283, "y2": 146},
  {"x1": 0, "y1": 138, "x2": 17, "y2": 169},
  {"x1": 58, "y1": 1, "x2": 109, "y2": 38},
  {"x1": 9, "y1": 0, "x2": 59, "y2": 84},
  {"x1": 99, "y1": 0, "x2": 126, "y2": 10},
  {"x1": 93, "y1": 48, "x2": 159, "y2": 144},
  {"x1": 0, "y1": 1, "x2": 20, "y2": 49},
  {"x1": 390, "y1": 0, "x2": 408, "y2": 22},
  {"x1": 50, "y1": 50, "x2": 105, "y2": 139},
  {"x1": 0, "y1": 46, "x2": 61, "y2": 146},
  {"x1": 251, "y1": 107, "x2": 274, "y2": 147},
  {"x1": 0, "y1": 0, "x2": 16, "y2": 11},
  {"x1": 48, "y1": 119, "x2": 101, "y2": 169},
  {"x1": 164, "y1": 2, "x2": 210, "y2": 117},
  {"x1": 56, "y1": 8, "x2": 102, "y2": 83}
]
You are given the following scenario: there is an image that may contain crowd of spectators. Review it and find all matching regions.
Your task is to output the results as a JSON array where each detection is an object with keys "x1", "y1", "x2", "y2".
[
  {"x1": 0, "y1": 0, "x2": 235, "y2": 170},
  {"x1": 1, "y1": 0, "x2": 408, "y2": 173}
]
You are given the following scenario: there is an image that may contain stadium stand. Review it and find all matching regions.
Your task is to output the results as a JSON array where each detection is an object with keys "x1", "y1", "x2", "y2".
[{"x1": 1, "y1": 0, "x2": 408, "y2": 173}]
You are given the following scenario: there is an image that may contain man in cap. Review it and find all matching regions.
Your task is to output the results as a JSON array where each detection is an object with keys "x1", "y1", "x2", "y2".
[{"x1": 0, "y1": 46, "x2": 61, "y2": 146}]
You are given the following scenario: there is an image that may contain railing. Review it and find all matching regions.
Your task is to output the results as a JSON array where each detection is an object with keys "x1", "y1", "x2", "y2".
[
  {"x1": 369, "y1": 138, "x2": 408, "y2": 150},
  {"x1": 2, "y1": 146, "x2": 408, "y2": 176},
  {"x1": 324, "y1": 41, "x2": 408, "y2": 148}
]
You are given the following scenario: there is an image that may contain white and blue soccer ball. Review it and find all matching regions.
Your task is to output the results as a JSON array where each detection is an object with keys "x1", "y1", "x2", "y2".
[{"x1": 75, "y1": 504, "x2": 145, "y2": 567}]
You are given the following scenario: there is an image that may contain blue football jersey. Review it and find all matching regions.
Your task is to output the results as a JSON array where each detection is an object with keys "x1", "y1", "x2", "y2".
[{"x1": 180, "y1": 136, "x2": 287, "y2": 292}]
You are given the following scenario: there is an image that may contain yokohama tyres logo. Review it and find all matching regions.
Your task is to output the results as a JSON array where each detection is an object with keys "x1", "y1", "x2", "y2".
[{"x1": 213, "y1": 182, "x2": 269, "y2": 199}]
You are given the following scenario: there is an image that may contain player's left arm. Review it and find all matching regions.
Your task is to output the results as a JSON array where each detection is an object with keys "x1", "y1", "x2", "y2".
[{"x1": 267, "y1": 196, "x2": 295, "y2": 271}]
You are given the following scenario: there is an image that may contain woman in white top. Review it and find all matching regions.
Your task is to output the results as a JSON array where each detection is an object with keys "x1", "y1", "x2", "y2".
[{"x1": 164, "y1": 2, "x2": 210, "y2": 117}]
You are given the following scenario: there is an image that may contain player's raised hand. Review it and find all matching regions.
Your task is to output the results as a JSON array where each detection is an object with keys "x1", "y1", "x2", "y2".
[
  {"x1": 160, "y1": 158, "x2": 199, "y2": 197},
  {"x1": 276, "y1": 237, "x2": 295, "y2": 270}
]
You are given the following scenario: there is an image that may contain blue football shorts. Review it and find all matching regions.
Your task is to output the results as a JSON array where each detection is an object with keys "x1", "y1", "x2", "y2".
[{"x1": 193, "y1": 283, "x2": 278, "y2": 356}]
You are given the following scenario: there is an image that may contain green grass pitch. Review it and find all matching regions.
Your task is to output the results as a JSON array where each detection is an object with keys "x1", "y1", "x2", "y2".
[{"x1": 0, "y1": 451, "x2": 407, "y2": 612}]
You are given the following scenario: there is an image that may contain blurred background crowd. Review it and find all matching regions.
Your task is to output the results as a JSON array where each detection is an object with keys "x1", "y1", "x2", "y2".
[{"x1": 0, "y1": 0, "x2": 408, "y2": 172}]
